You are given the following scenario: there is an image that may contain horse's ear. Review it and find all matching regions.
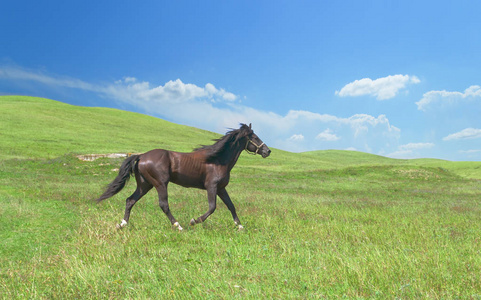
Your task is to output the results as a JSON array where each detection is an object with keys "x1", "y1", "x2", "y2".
[{"x1": 249, "y1": 123, "x2": 252, "y2": 129}]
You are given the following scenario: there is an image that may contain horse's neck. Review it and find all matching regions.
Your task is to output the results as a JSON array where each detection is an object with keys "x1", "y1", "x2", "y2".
[
  {"x1": 229, "y1": 145, "x2": 244, "y2": 170},
  {"x1": 220, "y1": 142, "x2": 244, "y2": 170}
]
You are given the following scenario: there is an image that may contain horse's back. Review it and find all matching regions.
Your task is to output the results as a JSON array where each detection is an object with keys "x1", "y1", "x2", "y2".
[
  {"x1": 140, "y1": 149, "x2": 171, "y2": 164},
  {"x1": 169, "y1": 150, "x2": 209, "y2": 189}
]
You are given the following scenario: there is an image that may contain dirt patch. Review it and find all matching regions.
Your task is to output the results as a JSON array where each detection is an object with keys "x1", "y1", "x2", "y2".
[
  {"x1": 76, "y1": 153, "x2": 139, "y2": 161},
  {"x1": 394, "y1": 168, "x2": 440, "y2": 180}
]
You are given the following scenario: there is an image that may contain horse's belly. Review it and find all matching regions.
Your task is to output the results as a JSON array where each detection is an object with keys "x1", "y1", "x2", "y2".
[{"x1": 170, "y1": 173, "x2": 205, "y2": 189}]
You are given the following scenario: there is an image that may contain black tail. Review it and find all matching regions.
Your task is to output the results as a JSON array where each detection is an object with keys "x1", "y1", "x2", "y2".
[{"x1": 96, "y1": 155, "x2": 141, "y2": 202}]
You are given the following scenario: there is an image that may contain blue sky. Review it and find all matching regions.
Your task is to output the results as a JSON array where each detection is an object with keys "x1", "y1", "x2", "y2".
[{"x1": 1, "y1": 1, "x2": 481, "y2": 160}]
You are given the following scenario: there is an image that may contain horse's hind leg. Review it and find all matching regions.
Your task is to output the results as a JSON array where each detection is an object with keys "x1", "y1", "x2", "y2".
[
  {"x1": 155, "y1": 183, "x2": 183, "y2": 231},
  {"x1": 117, "y1": 177, "x2": 152, "y2": 229}
]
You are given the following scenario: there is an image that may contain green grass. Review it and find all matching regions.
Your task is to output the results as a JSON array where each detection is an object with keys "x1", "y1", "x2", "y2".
[{"x1": 1, "y1": 96, "x2": 481, "y2": 298}]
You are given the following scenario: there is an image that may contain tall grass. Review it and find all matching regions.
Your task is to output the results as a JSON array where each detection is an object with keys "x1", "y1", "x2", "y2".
[{"x1": 1, "y1": 96, "x2": 481, "y2": 298}]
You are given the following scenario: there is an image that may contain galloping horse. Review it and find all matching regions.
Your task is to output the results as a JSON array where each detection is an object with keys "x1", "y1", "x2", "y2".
[{"x1": 96, "y1": 124, "x2": 271, "y2": 230}]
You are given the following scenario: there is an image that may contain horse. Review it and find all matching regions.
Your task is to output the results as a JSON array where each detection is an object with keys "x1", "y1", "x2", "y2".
[{"x1": 96, "y1": 123, "x2": 271, "y2": 230}]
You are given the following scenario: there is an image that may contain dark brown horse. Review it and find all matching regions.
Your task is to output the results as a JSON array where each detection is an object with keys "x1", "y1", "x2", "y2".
[{"x1": 96, "y1": 123, "x2": 270, "y2": 230}]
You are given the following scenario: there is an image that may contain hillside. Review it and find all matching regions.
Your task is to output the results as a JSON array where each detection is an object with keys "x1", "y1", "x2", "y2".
[
  {"x1": 1, "y1": 95, "x2": 481, "y2": 179},
  {"x1": 302, "y1": 150, "x2": 481, "y2": 179},
  {"x1": 0, "y1": 95, "x2": 218, "y2": 160}
]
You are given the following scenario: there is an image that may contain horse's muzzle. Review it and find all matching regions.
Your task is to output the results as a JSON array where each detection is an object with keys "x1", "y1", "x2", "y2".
[{"x1": 261, "y1": 147, "x2": 271, "y2": 158}]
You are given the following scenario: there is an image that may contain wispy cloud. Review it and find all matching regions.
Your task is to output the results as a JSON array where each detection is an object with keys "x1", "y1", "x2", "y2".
[
  {"x1": 387, "y1": 142, "x2": 435, "y2": 159},
  {"x1": 416, "y1": 85, "x2": 481, "y2": 111},
  {"x1": 288, "y1": 134, "x2": 305, "y2": 141},
  {"x1": 273, "y1": 111, "x2": 400, "y2": 153},
  {"x1": 0, "y1": 67, "x2": 238, "y2": 104},
  {"x1": 460, "y1": 149, "x2": 481, "y2": 154},
  {"x1": 282, "y1": 111, "x2": 400, "y2": 137},
  {"x1": 0, "y1": 65, "x2": 402, "y2": 154},
  {"x1": 459, "y1": 149, "x2": 481, "y2": 159},
  {"x1": 399, "y1": 143, "x2": 435, "y2": 151},
  {"x1": 443, "y1": 128, "x2": 481, "y2": 141},
  {"x1": 336, "y1": 74, "x2": 420, "y2": 100},
  {"x1": 0, "y1": 65, "x2": 99, "y2": 92}
]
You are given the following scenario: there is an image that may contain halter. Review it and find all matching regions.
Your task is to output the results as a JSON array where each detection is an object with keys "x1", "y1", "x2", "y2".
[{"x1": 245, "y1": 138, "x2": 265, "y2": 155}]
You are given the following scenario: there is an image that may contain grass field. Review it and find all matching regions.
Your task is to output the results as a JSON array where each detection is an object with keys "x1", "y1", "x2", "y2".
[{"x1": 1, "y1": 96, "x2": 481, "y2": 299}]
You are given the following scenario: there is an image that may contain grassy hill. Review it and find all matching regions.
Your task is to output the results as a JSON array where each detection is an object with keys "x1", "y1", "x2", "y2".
[
  {"x1": 1, "y1": 95, "x2": 481, "y2": 298},
  {"x1": 2, "y1": 95, "x2": 480, "y2": 178},
  {"x1": 0, "y1": 95, "x2": 218, "y2": 159},
  {"x1": 2, "y1": 96, "x2": 432, "y2": 181}
]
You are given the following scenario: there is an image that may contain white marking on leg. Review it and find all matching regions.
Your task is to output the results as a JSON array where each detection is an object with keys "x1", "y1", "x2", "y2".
[
  {"x1": 173, "y1": 222, "x2": 183, "y2": 231},
  {"x1": 235, "y1": 221, "x2": 244, "y2": 230},
  {"x1": 116, "y1": 219, "x2": 128, "y2": 229}
]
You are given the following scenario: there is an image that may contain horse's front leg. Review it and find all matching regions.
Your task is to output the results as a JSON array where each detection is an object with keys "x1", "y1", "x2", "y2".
[
  {"x1": 217, "y1": 188, "x2": 243, "y2": 230},
  {"x1": 190, "y1": 185, "x2": 217, "y2": 226}
]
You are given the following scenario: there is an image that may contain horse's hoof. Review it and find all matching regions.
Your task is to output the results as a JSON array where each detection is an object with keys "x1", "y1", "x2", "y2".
[
  {"x1": 116, "y1": 219, "x2": 127, "y2": 229},
  {"x1": 234, "y1": 221, "x2": 244, "y2": 231},
  {"x1": 189, "y1": 218, "x2": 197, "y2": 226},
  {"x1": 173, "y1": 222, "x2": 183, "y2": 231}
]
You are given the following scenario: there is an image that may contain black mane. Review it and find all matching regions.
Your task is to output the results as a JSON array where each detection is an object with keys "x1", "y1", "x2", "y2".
[{"x1": 194, "y1": 124, "x2": 252, "y2": 161}]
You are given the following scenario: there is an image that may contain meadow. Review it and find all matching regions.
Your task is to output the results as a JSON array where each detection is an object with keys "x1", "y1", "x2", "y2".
[{"x1": 1, "y1": 96, "x2": 481, "y2": 299}]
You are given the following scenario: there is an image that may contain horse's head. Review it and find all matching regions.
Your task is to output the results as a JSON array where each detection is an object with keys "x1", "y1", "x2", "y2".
[{"x1": 243, "y1": 124, "x2": 271, "y2": 158}]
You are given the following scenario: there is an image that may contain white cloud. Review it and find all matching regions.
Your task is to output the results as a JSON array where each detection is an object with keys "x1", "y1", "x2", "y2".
[
  {"x1": 443, "y1": 128, "x2": 481, "y2": 141},
  {"x1": 336, "y1": 74, "x2": 420, "y2": 100},
  {"x1": 205, "y1": 83, "x2": 237, "y2": 101},
  {"x1": 416, "y1": 85, "x2": 481, "y2": 111},
  {"x1": 106, "y1": 78, "x2": 238, "y2": 105},
  {"x1": 289, "y1": 134, "x2": 305, "y2": 141},
  {"x1": 316, "y1": 129, "x2": 340, "y2": 141}
]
